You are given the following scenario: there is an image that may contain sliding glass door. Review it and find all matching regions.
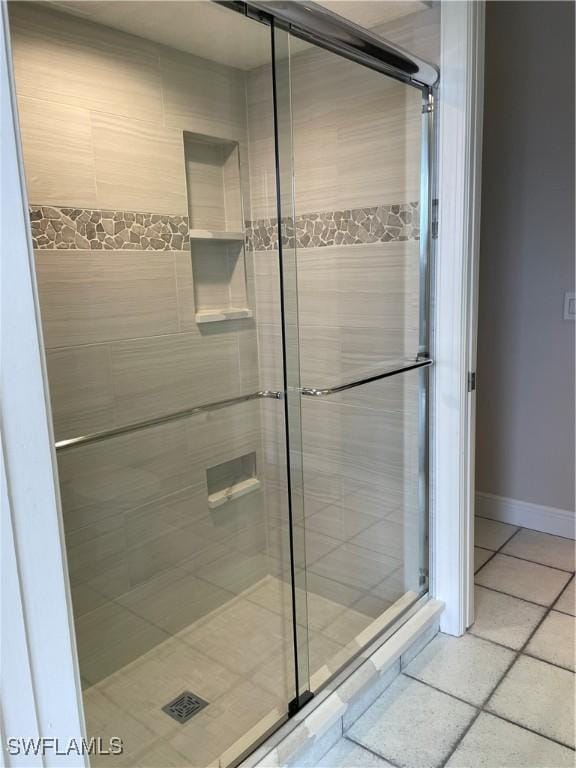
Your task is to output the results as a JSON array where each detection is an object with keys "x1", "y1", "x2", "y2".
[
  {"x1": 273, "y1": 23, "x2": 433, "y2": 696},
  {"x1": 9, "y1": 0, "x2": 434, "y2": 762}
]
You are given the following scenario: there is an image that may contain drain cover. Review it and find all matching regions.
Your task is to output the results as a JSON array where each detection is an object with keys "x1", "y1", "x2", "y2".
[{"x1": 162, "y1": 691, "x2": 209, "y2": 724}]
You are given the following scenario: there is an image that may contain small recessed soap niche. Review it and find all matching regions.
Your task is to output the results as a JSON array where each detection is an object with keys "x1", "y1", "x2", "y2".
[
  {"x1": 206, "y1": 453, "x2": 260, "y2": 510},
  {"x1": 184, "y1": 131, "x2": 252, "y2": 325}
]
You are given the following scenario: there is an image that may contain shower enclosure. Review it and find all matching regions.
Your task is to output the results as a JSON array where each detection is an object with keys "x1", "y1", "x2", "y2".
[{"x1": 8, "y1": 0, "x2": 437, "y2": 764}]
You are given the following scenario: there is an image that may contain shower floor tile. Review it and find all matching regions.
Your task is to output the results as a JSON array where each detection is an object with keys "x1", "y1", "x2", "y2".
[
  {"x1": 178, "y1": 598, "x2": 287, "y2": 677},
  {"x1": 166, "y1": 678, "x2": 283, "y2": 768},
  {"x1": 97, "y1": 637, "x2": 240, "y2": 740},
  {"x1": 304, "y1": 502, "x2": 380, "y2": 542},
  {"x1": 85, "y1": 687, "x2": 158, "y2": 766},
  {"x1": 82, "y1": 574, "x2": 382, "y2": 768},
  {"x1": 322, "y1": 605, "x2": 375, "y2": 644},
  {"x1": 309, "y1": 542, "x2": 401, "y2": 593},
  {"x1": 245, "y1": 574, "x2": 357, "y2": 632}
]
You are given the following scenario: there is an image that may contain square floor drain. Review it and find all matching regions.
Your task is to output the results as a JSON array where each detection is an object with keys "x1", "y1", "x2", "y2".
[{"x1": 162, "y1": 691, "x2": 209, "y2": 724}]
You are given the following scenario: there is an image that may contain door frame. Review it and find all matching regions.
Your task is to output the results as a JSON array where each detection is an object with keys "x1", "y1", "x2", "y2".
[
  {"x1": 431, "y1": 0, "x2": 485, "y2": 635},
  {"x1": 0, "y1": 0, "x2": 485, "y2": 752},
  {"x1": 0, "y1": 1, "x2": 87, "y2": 762}
]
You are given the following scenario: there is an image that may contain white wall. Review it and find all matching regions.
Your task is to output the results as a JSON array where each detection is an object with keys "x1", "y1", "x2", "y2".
[{"x1": 476, "y1": 1, "x2": 575, "y2": 530}]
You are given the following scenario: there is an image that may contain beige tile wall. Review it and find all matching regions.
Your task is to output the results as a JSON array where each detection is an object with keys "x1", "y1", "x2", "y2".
[
  {"x1": 252, "y1": 241, "x2": 420, "y2": 391},
  {"x1": 36, "y1": 249, "x2": 260, "y2": 441},
  {"x1": 246, "y1": 44, "x2": 423, "y2": 220},
  {"x1": 15, "y1": 97, "x2": 99, "y2": 208},
  {"x1": 9, "y1": 2, "x2": 250, "y2": 214}
]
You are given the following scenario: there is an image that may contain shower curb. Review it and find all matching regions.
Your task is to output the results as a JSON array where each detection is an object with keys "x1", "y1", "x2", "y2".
[{"x1": 240, "y1": 599, "x2": 444, "y2": 768}]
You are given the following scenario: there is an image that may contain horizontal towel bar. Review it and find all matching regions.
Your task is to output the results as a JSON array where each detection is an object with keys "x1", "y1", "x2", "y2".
[
  {"x1": 54, "y1": 390, "x2": 283, "y2": 452},
  {"x1": 54, "y1": 359, "x2": 432, "y2": 451},
  {"x1": 300, "y1": 358, "x2": 433, "y2": 397}
]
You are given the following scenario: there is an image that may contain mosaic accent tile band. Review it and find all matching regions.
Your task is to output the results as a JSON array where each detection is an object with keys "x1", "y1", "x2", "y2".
[
  {"x1": 246, "y1": 202, "x2": 420, "y2": 251},
  {"x1": 29, "y1": 206, "x2": 190, "y2": 251},
  {"x1": 29, "y1": 202, "x2": 420, "y2": 251}
]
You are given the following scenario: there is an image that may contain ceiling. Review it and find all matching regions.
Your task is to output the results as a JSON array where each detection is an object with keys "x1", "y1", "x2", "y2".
[{"x1": 49, "y1": 0, "x2": 428, "y2": 70}]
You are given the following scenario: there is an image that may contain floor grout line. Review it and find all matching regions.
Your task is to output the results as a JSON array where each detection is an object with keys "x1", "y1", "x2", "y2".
[
  {"x1": 402, "y1": 665, "x2": 576, "y2": 759},
  {"x1": 473, "y1": 582, "x2": 558, "y2": 609},
  {"x1": 473, "y1": 524, "x2": 573, "y2": 608},
  {"x1": 475, "y1": 522, "x2": 576, "y2": 575},
  {"x1": 480, "y1": 709, "x2": 576, "y2": 752},
  {"x1": 438, "y1": 708, "x2": 483, "y2": 767},
  {"x1": 472, "y1": 525, "x2": 523, "y2": 576},
  {"x1": 482, "y1": 548, "x2": 576, "y2": 575},
  {"x1": 314, "y1": 524, "x2": 575, "y2": 765},
  {"x1": 467, "y1": 624, "x2": 540, "y2": 654},
  {"x1": 401, "y1": 671, "x2": 484, "y2": 709},
  {"x1": 344, "y1": 733, "x2": 404, "y2": 768},
  {"x1": 521, "y1": 648, "x2": 575, "y2": 674},
  {"x1": 353, "y1": 525, "x2": 576, "y2": 766},
  {"x1": 551, "y1": 572, "x2": 576, "y2": 603},
  {"x1": 468, "y1": 536, "x2": 575, "y2": 751},
  {"x1": 474, "y1": 515, "x2": 576, "y2": 543}
]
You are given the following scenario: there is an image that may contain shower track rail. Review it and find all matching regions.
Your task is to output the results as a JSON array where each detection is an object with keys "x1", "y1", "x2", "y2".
[{"x1": 53, "y1": 358, "x2": 432, "y2": 451}]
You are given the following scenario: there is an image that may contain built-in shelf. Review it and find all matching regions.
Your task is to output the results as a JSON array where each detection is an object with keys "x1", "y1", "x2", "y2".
[
  {"x1": 183, "y1": 131, "x2": 252, "y2": 326},
  {"x1": 195, "y1": 308, "x2": 253, "y2": 324},
  {"x1": 206, "y1": 453, "x2": 259, "y2": 510},
  {"x1": 184, "y1": 132, "x2": 243, "y2": 232},
  {"x1": 189, "y1": 229, "x2": 245, "y2": 242},
  {"x1": 207, "y1": 477, "x2": 261, "y2": 509}
]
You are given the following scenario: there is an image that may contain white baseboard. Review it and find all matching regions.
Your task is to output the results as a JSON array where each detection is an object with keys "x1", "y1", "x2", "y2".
[{"x1": 475, "y1": 492, "x2": 575, "y2": 539}]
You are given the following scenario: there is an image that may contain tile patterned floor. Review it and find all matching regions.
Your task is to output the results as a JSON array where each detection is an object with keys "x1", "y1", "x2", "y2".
[
  {"x1": 324, "y1": 523, "x2": 575, "y2": 768},
  {"x1": 83, "y1": 575, "x2": 378, "y2": 767}
]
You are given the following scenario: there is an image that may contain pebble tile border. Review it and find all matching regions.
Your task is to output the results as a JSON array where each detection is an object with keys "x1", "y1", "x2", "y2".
[
  {"x1": 246, "y1": 202, "x2": 420, "y2": 251},
  {"x1": 29, "y1": 206, "x2": 190, "y2": 251},
  {"x1": 29, "y1": 202, "x2": 419, "y2": 251}
]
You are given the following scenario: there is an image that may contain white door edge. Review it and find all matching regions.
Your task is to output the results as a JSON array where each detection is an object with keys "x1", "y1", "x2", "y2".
[
  {"x1": 0, "y1": 2, "x2": 87, "y2": 763},
  {"x1": 431, "y1": 0, "x2": 485, "y2": 635}
]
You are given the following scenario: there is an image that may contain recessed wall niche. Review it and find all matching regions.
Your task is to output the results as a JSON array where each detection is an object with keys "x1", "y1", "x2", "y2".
[
  {"x1": 191, "y1": 239, "x2": 252, "y2": 323},
  {"x1": 206, "y1": 452, "x2": 260, "y2": 509},
  {"x1": 184, "y1": 131, "x2": 252, "y2": 323}
]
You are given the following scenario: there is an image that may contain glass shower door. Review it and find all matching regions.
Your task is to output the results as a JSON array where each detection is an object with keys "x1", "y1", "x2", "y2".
[
  {"x1": 11, "y1": 0, "x2": 435, "y2": 758},
  {"x1": 9, "y1": 2, "x2": 304, "y2": 765},
  {"x1": 274, "y1": 27, "x2": 432, "y2": 693}
]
